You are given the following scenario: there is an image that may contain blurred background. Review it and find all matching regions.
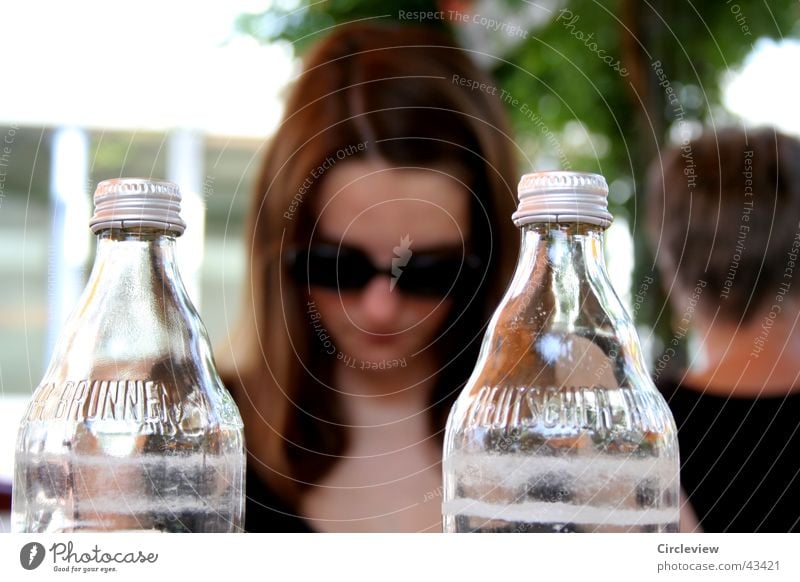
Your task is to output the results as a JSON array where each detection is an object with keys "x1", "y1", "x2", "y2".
[{"x1": 1, "y1": 0, "x2": 798, "y2": 529}]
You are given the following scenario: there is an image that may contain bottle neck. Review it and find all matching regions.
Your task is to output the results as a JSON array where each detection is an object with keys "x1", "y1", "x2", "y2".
[
  {"x1": 470, "y1": 220, "x2": 644, "y2": 389},
  {"x1": 45, "y1": 227, "x2": 211, "y2": 381},
  {"x1": 89, "y1": 229, "x2": 191, "y2": 321},
  {"x1": 512, "y1": 222, "x2": 610, "y2": 320},
  {"x1": 92, "y1": 228, "x2": 183, "y2": 287}
]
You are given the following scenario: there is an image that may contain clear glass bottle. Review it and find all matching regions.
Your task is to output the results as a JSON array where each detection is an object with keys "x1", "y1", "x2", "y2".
[
  {"x1": 12, "y1": 178, "x2": 245, "y2": 532},
  {"x1": 443, "y1": 171, "x2": 679, "y2": 533}
]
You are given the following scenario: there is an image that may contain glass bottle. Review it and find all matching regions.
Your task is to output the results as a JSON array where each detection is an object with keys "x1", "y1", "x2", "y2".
[
  {"x1": 443, "y1": 171, "x2": 679, "y2": 533},
  {"x1": 12, "y1": 178, "x2": 245, "y2": 532}
]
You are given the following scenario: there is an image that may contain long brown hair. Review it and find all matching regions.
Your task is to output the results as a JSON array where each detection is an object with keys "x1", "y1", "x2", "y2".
[{"x1": 219, "y1": 22, "x2": 520, "y2": 505}]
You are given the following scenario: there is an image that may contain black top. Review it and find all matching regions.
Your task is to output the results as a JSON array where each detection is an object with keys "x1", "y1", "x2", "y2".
[
  {"x1": 659, "y1": 380, "x2": 800, "y2": 532},
  {"x1": 245, "y1": 469, "x2": 315, "y2": 533},
  {"x1": 0, "y1": 480, "x2": 10, "y2": 512}
]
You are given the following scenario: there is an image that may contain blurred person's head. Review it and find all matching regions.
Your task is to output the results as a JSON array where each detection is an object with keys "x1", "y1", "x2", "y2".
[
  {"x1": 220, "y1": 22, "x2": 519, "y2": 500},
  {"x1": 646, "y1": 127, "x2": 800, "y2": 327},
  {"x1": 301, "y1": 159, "x2": 474, "y2": 368}
]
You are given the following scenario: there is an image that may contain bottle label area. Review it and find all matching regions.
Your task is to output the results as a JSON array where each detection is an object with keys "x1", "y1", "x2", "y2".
[
  {"x1": 23, "y1": 380, "x2": 214, "y2": 435},
  {"x1": 464, "y1": 384, "x2": 668, "y2": 438},
  {"x1": 14, "y1": 379, "x2": 246, "y2": 532},
  {"x1": 444, "y1": 384, "x2": 680, "y2": 532}
]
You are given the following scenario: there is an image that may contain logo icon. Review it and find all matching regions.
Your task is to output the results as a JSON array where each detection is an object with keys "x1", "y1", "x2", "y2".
[
  {"x1": 20, "y1": 542, "x2": 46, "y2": 570},
  {"x1": 391, "y1": 234, "x2": 413, "y2": 291}
]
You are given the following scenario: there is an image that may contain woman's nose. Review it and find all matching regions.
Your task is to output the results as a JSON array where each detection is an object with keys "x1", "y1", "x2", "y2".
[{"x1": 359, "y1": 274, "x2": 403, "y2": 328}]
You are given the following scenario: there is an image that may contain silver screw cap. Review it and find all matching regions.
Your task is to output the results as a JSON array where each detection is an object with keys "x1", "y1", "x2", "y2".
[
  {"x1": 89, "y1": 178, "x2": 186, "y2": 235},
  {"x1": 513, "y1": 171, "x2": 613, "y2": 228}
]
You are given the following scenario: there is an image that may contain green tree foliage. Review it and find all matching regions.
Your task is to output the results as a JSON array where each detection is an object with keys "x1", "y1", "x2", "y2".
[
  {"x1": 237, "y1": 0, "x2": 450, "y2": 52},
  {"x1": 239, "y1": 0, "x2": 795, "y2": 199},
  {"x1": 237, "y1": 0, "x2": 798, "y2": 337}
]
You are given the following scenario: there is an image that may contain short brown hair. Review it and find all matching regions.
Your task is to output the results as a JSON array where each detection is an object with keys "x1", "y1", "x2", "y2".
[{"x1": 646, "y1": 127, "x2": 800, "y2": 323}]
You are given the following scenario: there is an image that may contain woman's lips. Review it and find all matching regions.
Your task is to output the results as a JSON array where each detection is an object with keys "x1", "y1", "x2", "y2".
[{"x1": 362, "y1": 330, "x2": 402, "y2": 344}]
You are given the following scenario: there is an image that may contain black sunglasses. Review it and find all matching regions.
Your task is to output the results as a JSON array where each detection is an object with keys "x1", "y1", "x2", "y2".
[{"x1": 284, "y1": 242, "x2": 482, "y2": 298}]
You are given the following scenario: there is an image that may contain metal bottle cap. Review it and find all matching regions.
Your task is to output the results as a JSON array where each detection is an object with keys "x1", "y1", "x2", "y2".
[
  {"x1": 89, "y1": 178, "x2": 186, "y2": 235},
  {"x1": 512, "y1": 171, "x2": 613, "y2": 228}
]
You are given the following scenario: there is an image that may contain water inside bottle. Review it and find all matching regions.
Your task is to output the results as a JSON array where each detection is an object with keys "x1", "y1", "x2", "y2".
[{"x1": 443, "y1": 384, "x2": 679, "y2": 533}]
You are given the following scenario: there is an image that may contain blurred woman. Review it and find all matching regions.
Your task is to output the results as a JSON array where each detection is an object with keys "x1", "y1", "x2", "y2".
[{"x1": 218, "y1": 22, "x2": 520, "y2": 532}]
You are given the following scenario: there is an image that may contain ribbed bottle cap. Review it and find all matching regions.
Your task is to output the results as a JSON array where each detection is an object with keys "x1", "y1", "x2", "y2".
[
  {"x1": 512, "y1": 171, "x2": 613, "y2": 228},
  {"x1": 89, "y1": 178, "x2": 186, "y2": 235}
]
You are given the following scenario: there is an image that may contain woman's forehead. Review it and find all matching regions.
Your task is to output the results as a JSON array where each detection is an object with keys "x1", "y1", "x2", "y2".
[{"x1": 314, "y1": 159, "x2": 471, "y2": 250}]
